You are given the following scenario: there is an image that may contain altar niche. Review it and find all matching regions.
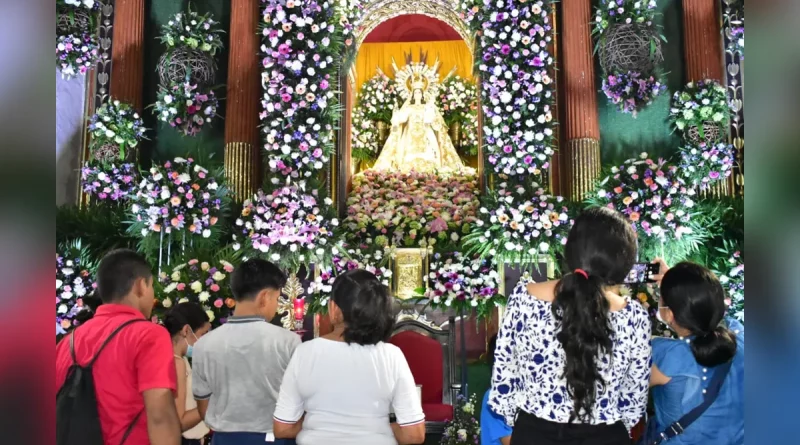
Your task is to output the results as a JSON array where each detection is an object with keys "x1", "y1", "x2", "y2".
[{"x1": 337, "y1": 10, "x2": 482, "y2": 300}]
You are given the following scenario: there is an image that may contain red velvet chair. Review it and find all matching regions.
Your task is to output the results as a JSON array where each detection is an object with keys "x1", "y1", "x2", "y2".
[{"x1": 390, "y1": 315, "x2": 459, "y2": 435}]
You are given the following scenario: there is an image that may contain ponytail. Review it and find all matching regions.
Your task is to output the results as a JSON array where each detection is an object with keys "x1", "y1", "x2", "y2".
[
  {"x1": 552, "y1": 271, "x2": 614, "y2": 423},
  {"x1": 690, "y1": 325, "x2": 737, "y2": 367},
  {"x1": 661, "y1": 262, "x2": 737, "y2": 367}
]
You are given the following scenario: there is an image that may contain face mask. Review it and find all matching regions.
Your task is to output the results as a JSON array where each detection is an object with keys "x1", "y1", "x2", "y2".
[
  {"x1": 184, "y1": 331, "x2": 199, "y2": 358},
  {"x1": 656, "y1": 306, "x2": 672, "y2": 330}
]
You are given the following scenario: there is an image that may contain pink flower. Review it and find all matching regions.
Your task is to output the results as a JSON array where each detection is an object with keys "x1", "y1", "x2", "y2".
[
  {"x1": 176, "y1": 283, "x2": 186, "y2": 291},
  {"x1": 210, "y1": 284, "x2": 220, "y2": 292},
  {"x1": 188, "y1": 259, "x2": 199, "y2": 265},
  {"x1": 213, "y1": 299, "x2": 224, "y2": 308}
]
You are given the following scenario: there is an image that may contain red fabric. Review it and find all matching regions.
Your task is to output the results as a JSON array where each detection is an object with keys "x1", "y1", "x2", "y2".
[
  {"x1": 56, "y1": 304, "x2": 177, "y2": 445},
  {"x1": 364, "y1": 14, "x2": 461, "y2": 43},
  {"x1": 422, "y1": 403, "x2": 454, "y2": 422},
  {"x1": 390, "y1": 330, "x2": 443, "y2": 404}
]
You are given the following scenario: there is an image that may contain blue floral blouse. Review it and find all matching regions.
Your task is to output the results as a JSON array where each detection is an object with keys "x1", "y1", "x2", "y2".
[
  {"x1": 651, "y1": 317, "x2": 745, "y2": 444},
  {"x1": 489, "y1": 280, "x2": 652, "y2": 433}
]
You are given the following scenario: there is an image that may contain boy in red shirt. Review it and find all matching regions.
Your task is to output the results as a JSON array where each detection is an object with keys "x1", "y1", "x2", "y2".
[{"x1": 56, "y1": 249, "x2": 181, "y2": 445}]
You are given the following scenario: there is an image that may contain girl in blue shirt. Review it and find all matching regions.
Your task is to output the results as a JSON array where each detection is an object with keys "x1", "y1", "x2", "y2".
[
  {"x1": 650, "y1": 261, "x2": 744, "y2": 444},
  {"x1": 480, "y1": 335, "x2": 511, "y2": 445}
]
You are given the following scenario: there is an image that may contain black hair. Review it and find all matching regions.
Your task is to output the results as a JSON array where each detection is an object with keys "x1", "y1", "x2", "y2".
[
  {"x1": 488, "y1": 334, "x2": 498, "y2": 367},
  {"x1": 553, "y1": 206, "x2": 637, "y2": 422},
  {"x1": 331, "y1": 269, "x2": 394, "y2": 346},
  {"x1": 163, "y1": 302, "x2": 210, "y2": 338},
  {"x1": 230, "y1": 258, "x2": 287, "y2": 301},
  {"x1": 660, "y1": 262, "x2": 737, "y2": 367},
  {"x1": 96, "y1": 249, "x2": 153, "y2": 303}
]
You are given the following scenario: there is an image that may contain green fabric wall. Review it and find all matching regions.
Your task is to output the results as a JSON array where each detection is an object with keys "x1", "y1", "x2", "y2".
[
  {"x1": 596, "y1": 0, "x2": 686, "y2": 165},
  {"x1": 141, "y1": 0, "x2": 231, "y2": 165}
]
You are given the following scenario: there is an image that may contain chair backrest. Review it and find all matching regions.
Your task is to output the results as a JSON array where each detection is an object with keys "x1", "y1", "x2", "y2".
[{"x1": 390, "y1": 316, "x2": 456, "y2": 406}]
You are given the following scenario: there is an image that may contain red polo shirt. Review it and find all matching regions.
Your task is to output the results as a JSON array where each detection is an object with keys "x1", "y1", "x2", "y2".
[{"x1": 56, "y1": 304, "x2": 177, "y2": 445}]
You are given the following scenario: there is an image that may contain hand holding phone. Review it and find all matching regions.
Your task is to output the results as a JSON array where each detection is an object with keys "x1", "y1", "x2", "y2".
[{"x1": 624, "y1": 262, "x2": 661, "y2": 284}]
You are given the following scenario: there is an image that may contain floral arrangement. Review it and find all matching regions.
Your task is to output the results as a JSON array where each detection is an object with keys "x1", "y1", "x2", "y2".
[
  {"x1": 440, "y1": 393, "x2": 480, "y2": 445},
  {"x1": 233, "y1": 186, "x2": 337, "y2": 271},
  {"x1": 460, "y1": 0, "x2": 556, "y2": 179},
  {"x1": 601, "y1": 71, "x2": 666, "y2": 116},
  {"x1": 677, "y1": 142, "x2": 735, "y2": 190},
  {"x1": 339, "y1": 0, "x2": 364, "y2": 48},
  {"x1": 587, "y1": 153, "x2": 712, "y2": 264},
  {"x1": 261, "y1": 0, "x2": 341, "y2": 180},
  {"x1": 57, "y1": 32, "x2": 100, "y2": 80},
  {"x1": 465, "y1": 187, "x2": 572, "y2": 264},
  {"x1": 81, "y1": 162, "x2": 138, "y2": 204},
  {"x1": 439, "y1": 76, "x2": 479, "y2": 155},
  {"x1": 88, "y1": 99, "x2": 147, "y2": 161},
  {"x1": 155, "y1": 259, "x2": 236, "y2": 324},
  {"x1": 669, "y1": 80, "x2": 730, "y2": 139},
  {"x1": 153, "y1": 81, "x2": 219, "y2": 136},
  {"x1": 344, "y1": 170, "x2": 480, "y2": 249},
  {"x1": 723, "y1": 0, "x2": 744, "y2": 58},
  {"x1": 594, "y1": 0, "x2": 658, "y2": 35},
  {"x1": 56, "y1": 240, "x2": 97, "y2": 335},
  {"x1": 421, "y1": 252, "x2": 501, "y2": 318},
  {"x1": 591, "y1": 154, "x2": 695, "y2": 241},
  {"x1": 351, "y1": 107, "x2": 379, "y2": 162},
  {"x1": 358, "y1": 72, "x2": 399, "y2": 123},
  {"x1": 439, "y1": 76, "x2": 477, "y2": 126},
  {"x1": 307, "y1": 247, "x2": 392, "y2": 314},
  {"x1": 62, "y1": 0, "x2": 97, "y2": 9},
  {"x1": 712, "y1": 243, "x2": 744, "y2": 322},
  {"x1": 130, "y1": 157, "x2": 225, "y2": 240},
  {"x1": 158, "y1": 8, "x2": 224, "y2": 56}
]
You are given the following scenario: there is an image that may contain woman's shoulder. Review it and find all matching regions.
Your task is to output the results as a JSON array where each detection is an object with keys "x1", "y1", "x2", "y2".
[{"x1": 510, "y1": 279, "x2": 557, "y2": 306}]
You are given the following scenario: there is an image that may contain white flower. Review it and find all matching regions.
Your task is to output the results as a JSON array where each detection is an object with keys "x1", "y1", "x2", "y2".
[
  {"x1": 190, "y1": 281, "x2": 203, "y2": 293},
  {"x1": 164, "y1": 95, "x2": 173, "y2": 104},
  {"x1": 162, "y1": 298, "x2": 173, "y2": 308},
  {"x1": 171, "y1": 271, "x2": 181, "y2": 281},
  {"x1": 56, "y1": 279, "x2": 63, "y2": 289},
  {"x1": 198, "y1": 291, "x2": 210, "y2": 302},
  {"x1": 206, "y1": 310, "x2": 215, "y2": 322},
  {"x1": 212, "y1": 271, "x2": 225, "y2": 281},
  {"x1": 164, "y1": 283, "x2": 178, "y2": 294}
]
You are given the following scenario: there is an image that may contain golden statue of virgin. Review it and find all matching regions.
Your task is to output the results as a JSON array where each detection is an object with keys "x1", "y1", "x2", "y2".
[{"x1": 371, "y1": 56, "x2": 469, "y2": 173}]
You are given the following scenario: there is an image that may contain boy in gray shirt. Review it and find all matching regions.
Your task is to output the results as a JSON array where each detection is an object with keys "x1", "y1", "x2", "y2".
[{"x1": 192, "y1": 259, "x2": 301, "y2": 445}]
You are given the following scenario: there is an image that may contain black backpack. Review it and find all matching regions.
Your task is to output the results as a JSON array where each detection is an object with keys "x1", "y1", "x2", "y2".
[{"x1": 56, "y1": 319, "x2": 147, "y2": 445}]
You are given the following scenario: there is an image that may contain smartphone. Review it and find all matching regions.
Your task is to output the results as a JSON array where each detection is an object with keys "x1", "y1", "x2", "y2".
[{"x1": 624, "y1": 262, "x2": 660, "y2": 284}]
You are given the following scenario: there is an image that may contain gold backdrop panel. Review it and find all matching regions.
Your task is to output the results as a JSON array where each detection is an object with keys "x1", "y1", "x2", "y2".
[{"x1": 354, "y1": 40, "x2": 473, "y2": 91}]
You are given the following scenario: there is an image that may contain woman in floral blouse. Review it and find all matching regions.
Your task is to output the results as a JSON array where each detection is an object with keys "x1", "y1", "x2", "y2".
[{"x1": 489, "y1": 207, "x2": 651, "y2": 444}]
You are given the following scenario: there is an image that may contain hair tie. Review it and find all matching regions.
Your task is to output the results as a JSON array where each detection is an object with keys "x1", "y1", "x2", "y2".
[{"x1": 574, "y1": 269, "x2": 589, "y2": 279}]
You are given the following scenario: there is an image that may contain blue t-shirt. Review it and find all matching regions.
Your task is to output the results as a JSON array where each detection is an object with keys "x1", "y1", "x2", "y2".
[
  {"x1": 481, "y1": 390, "x2": 512, "y2": 445},
  {"x1": 651, "y1": 317, "x2": 744, "y2": 444}
]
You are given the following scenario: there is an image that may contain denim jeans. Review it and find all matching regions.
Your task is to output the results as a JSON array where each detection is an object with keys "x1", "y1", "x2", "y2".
[{"x1": 210, "y1": 432, "x2": 297, "y2": 445}]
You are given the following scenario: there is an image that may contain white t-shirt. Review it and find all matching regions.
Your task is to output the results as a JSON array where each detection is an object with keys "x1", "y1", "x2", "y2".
[{"x1": 273, "y1": 338, "x2": 425, "y2": 445}]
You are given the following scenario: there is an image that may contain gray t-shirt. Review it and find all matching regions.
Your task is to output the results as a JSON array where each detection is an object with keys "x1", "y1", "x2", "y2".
[{"x1": 192, "y1": 315, "x2": 300, "y2": 433}]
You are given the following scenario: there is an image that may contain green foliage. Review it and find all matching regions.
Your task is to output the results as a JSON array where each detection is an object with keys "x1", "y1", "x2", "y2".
[{"x1": 56, "y1": 204, "x2": 138, "y2": 258}]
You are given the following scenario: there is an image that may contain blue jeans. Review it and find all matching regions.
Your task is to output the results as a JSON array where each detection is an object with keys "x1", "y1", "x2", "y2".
[{"x1": 211, "y1": 432, "x2": 296, "y2": 445}]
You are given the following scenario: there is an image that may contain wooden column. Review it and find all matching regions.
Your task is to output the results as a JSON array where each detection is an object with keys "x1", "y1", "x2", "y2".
[
  {"x1": 683, "y1": 0, "x2": 724, "y2": 82},
  {"x1": 561, "y1": 0, "x2": 601, "y2": 201},
  {"x1": 109, "y1": 0, "x2": 145, "y2": 110},
  {"x1": 224, "y1": 0, "x2": 261, "y2": 201}
]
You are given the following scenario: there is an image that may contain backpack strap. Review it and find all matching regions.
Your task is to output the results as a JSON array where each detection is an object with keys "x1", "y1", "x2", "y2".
[
  {"x1": 647, "y1": 360, "x2": 733, "y2": 444},
  {"x1": 119, "y1": 410, "x2": 143, "y2": 445},
  {"x1": 82, "y1": 319, "x2": 149, "y2": 367}
]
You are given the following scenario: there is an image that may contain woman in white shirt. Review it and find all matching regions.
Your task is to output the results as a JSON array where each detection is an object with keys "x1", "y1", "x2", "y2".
[
  {"x1": 164, "y1": 302, "x2": 212, "y2": 445},
  {"x1": 273, "y1": 269, "x2": 425, "y2": 445},
  {"x1": 489, "y1": 207, "x2": 651, "y2": 444}
]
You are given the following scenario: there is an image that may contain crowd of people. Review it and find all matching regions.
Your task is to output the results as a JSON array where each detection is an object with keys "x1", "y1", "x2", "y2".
[{"x1": 55, "y1": 207, "x2": 743, "y2": 445}]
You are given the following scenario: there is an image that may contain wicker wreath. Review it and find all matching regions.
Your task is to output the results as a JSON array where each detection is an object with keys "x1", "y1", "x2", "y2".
[
  {"x1": 91, "y1": 143, "x2": 123, "y2": 164},
  {"x1": 157, "y1": 47, "x2": 216, "y2": 87},
  {"x1": 686, "y1": 121, "x2": 724, "y2": 145},
  {"x1": 599, "y1": 24, "x2": 664, "y2": 74},
  {"x1": 57, "y1": 6, "x2": 94, "y2": 35}
]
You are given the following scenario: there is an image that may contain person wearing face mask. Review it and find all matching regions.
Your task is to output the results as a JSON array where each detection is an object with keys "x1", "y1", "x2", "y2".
[
  {"x1": 164, "y1": 302, "x2": 212, "y2": 445},
  {"x1": 648, "y1": 260, "x2": 744, "y2": 444}
]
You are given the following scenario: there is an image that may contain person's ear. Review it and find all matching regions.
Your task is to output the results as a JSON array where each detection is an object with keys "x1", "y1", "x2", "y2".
[{"x1": 182, "y1": 324, "x2": 191, "y2": 338}]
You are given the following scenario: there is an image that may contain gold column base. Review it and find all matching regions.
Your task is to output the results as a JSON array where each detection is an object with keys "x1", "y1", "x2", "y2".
[
  {"x1": 700, "y1": 176, "x2": 733, "y2": 198},
  {"x1": 391, "y1": 247, "x2": 431, "y2": 300},
  {"x1": 564, "y1": 138, "x2": 601, "y2": 201},
  {"x1": 224, "y1": 142, "x2": 258, "y2": 201}
]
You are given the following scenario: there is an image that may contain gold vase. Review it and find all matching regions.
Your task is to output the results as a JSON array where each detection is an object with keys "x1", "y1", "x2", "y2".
[
  {"x1": 449, "y1": 122, "x2": 462, "y2": 148},
  {"x1": 375, "y1": 121, "x2": 389, "y2": 147}
]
